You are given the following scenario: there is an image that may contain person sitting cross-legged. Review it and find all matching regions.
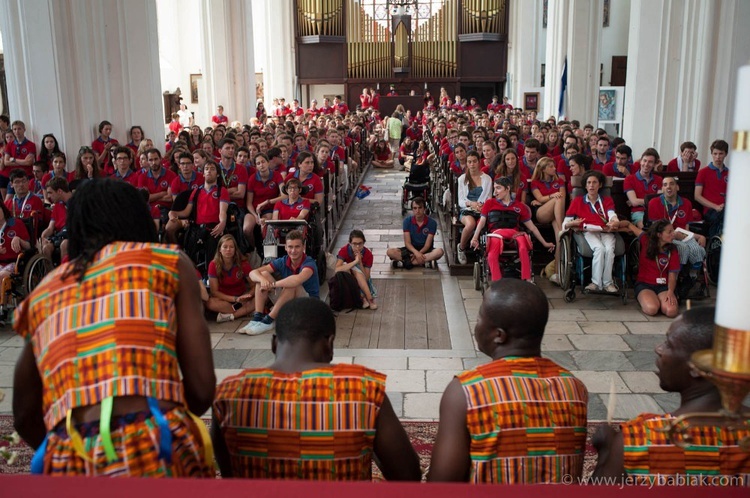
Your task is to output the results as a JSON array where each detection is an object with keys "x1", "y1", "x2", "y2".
[
  {"x1": 336, "y1": 229, "x2": 377, "y2": 310},
  {"x1": 239, "y1": 229, "x2": 319, "y2": 336},
  {"x1": 593, "y1": 306, "x2": 750, "y2": 485},
  {"x1": 212, "y1": 297, "x2": 422, "y2": 480},
  {"x1": 428, "y1": 279, "x2": 588, "y2": 483},
  {"x1": 386, "y1": 196, "x2": 444, "y2": 269},
  {"x1": 205, "y1": 234, "x2": 255, "y2": 324}
]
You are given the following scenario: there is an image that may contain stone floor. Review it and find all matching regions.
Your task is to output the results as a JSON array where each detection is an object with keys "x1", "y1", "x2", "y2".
[{"x1": 0, "y1": 167, "x2": 716, "y2": 421}]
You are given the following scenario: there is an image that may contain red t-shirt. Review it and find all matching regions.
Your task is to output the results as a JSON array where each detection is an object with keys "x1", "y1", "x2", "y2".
[
  {"x1": 91, "y1": 137, "x2": 119, "y2": 170},
  {"x1": 247, "y1": 171, "x2": 283, "y2": 210},
  {"x1": 51, "y1": 201, "x2": 67, "y2": 232},
  {"x1": 285, "y1": 171, "x2": 323, "y2": 201},
  {"x1": 170, "y1": 172, "x2": 204, "y2": 196},
  {"x1": 666, "y1": 157, "x2": 701, "y2": 173},
  {"x1": 602, "y1": 162, "x2": 636, "y2": 178},
  {"x1": 531, "y1": 178, "x2": 565, "y2": 197},
  {"x1": 219, "y1": 162, "x2": 248, "y2": 190},
  {"x1": 0, "y1": 217, "x2": 30, "y2": 263},
  {"x1": 138, "y1": 168, "x2": 177, "y2": 208},
  {"x1": 480, "y1": 198, "x2": 531, "y2": 231},
  {"x1": 41, "y1": 171, "x2": 75, "y2": 188},
  {"x1": 5, "y1": 193, "x2": 44, "y2": 220},
  {"x1": 112, "y1": 169, "x2": 141, "y2": 187},
  {"x1": 565, "y1": 195, "x2": 616, "y2": 228},
  {"x1": 636, "y1": 234, "x2": 680, "y2": 285},
  {"x1": 211, "y1": 114, "x2": 229, "y2": 126},
  {"x1": 273, "y1": 198, "x2": 310, "y2": 220},
  {"x1": 647, "y1": 195, "x2": 693, "y2": 230},
  {"x1": 623, "y1": 172, "x2": 662, "y2": 213},
  {"x1": 695, "y1": 164, "x2": 728, "y2": 213},
  {"x1": 168, "y1": 121, "x2": 183, "y2": 135},
  {"x1": 337, "y1": 245, "x2": 374, "y2": 268},
  {"x1": 208, "y1": 260, "x2": 253, "y2": 296},
  {"x1": 189, "y1": 185, "x2": 230, "y2": 225},
  {"x1": 5, "y1": 139, "x2": 37, "y2": 177}
]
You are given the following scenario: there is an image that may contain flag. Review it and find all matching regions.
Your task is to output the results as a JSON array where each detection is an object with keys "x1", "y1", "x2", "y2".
[{"x1": 558, "y1": 58, "x2": 567, "y2": 119}]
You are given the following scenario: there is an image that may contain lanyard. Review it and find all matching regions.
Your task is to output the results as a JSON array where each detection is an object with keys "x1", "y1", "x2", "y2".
[
  {"x1": 590, "y1": 197, "x2": 608, "y2": 223},
  {"x1": 662, "y1": 197, "x2": 678, "y2": 225},
  {"x1": 655, "y1": 250, "x2": 671, "y2": 277},
  {"x1": 14, "y1": 193, "x2": 30, "y2": 217}
]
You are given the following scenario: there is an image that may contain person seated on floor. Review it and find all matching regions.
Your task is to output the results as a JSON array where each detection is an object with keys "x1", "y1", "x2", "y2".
[
  {"x1": 593, "y1": 306, "x2": 750, "y2": 484},
  {"x1": 336, "y1": 229, "x2": 377, "y2": 310},
  {"x1": 386, "y1": 196, "x2": 444, "y2": 269},
  {"x1": 626, "y1": 220, "x2": 680, "y2": 318},
  {"x1": 470, "y1": 176, "x2": 554, "y2": 282},
  {"x1": 456, "y1": 151, "x2": 492, "y2": 265},
  {"x1": 563, "y1": 170, "x2": 623, "y2": 293},
  {"x1": 371, "y1": 138, "x2": 395, "y2": 169},
  {"x1": 647, "y1": 176, "x2": 706, "y2": 287},
  {"x1": 213, "y1": 297, "x2": 421, "y2": 480},
  {"x1": 205, "y1": 234, "x2": 255, "y2": 324},
  {"x1": 239, "y1": 229, "x2": 319, "y2": 336},
  {"x1": 428, "y1": 279, "x2": 588, "y2": 483}
]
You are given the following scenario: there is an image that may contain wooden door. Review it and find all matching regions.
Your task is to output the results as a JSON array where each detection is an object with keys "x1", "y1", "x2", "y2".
[{"x1": 611, "y1": 56, "x2": 627, "y2": 86}]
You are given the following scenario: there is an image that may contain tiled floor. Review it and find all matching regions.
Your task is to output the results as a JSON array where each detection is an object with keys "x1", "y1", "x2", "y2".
[{"x1": 0, "y1": 167, "x2": 716, "y2": 421}]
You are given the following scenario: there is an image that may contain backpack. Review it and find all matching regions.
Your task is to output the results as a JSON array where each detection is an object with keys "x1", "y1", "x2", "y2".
[{"x1": 328, "y1": 272, "x2": 362, "y2": 312}]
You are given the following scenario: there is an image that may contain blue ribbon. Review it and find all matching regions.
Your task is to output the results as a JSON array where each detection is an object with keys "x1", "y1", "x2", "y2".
[
  {"x1": 30, "y1": 434, "x2": 49, "y2": 474},
  {"x1": 147, "y1": 397, "x2": 172, "y2": 464}
]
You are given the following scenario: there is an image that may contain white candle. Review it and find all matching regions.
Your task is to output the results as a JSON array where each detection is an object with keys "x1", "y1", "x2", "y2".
[{"x1": 715, "y1": 65, "x2": 750, "y2": 331}]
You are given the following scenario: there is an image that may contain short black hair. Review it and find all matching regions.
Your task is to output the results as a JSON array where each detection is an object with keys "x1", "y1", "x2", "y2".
[
  {"x1": 485, "y1": 279, "x2": 549, "y2": 344},
  {"x1": 678, "y1": 306, "x2": 715, "y2": 354},
  {"x1": 98, "y1": 120, "x2": 112, "y2": 133},
  {"x1": 349, "y1": 229, "x2": 365, "y2": 243},
  {"x1": 9, "y1": 168, "x2": 28, "y2": 182},
  {"x1": 275, "y1": 297, "x2": 335, "y2": 344}
]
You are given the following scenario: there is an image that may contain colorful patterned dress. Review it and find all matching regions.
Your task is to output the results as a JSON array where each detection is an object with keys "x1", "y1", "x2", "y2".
[
  {"x1": 456, "y1": 356, "x2": 589, "y2": 483},
  {"x1": 213, "y1": 364, "x2": 387, "y2": 480},
  {"x1": 13, "y1": 242, "x2": 213, "y2": 477},
  {"x1": 621, "y1": 413, "x2": 750, "y2": 485}
]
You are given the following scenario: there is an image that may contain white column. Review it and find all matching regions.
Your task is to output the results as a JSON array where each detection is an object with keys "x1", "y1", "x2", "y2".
[
  {"x1": 623, "y1": 0, "x2": 748, "y2": 162},
  {"x1": 200, "y1": 0, "x2": 256, "y2": 125},
  {"x1": 544, "y1": 0, "x2": 602, "y2": 123},
  {"x1": 566, "y1": 0, "x2": 603, "y2": 125},
  {"x1": 507, "y1": 0, "x2": 543, "y2": 109},
  {"x1": 543, "y1": 0, "x2": 568, "y2": 119},
  {"x1": 263, "y1": 0, "x2": 296, "y2": 103},
  {"x1": 0, "y1": 0, "x2": 164, "y2": 153}
]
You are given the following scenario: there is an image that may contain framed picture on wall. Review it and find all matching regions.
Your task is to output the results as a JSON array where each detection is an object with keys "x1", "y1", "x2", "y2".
[
  {"x1": 523, "y1": 92, "x2": 539, "y2": 112},
  {"x1": 603, "y1": 0, "x2": 610, "y2": 27},
  {"x1": 190, "y1": 74, "x2": 201, "y2": 104}
]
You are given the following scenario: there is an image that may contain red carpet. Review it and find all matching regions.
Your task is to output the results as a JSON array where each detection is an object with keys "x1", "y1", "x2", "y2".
[{"x1": 0, "y1": 416, "x2": 600, "y2": 478}]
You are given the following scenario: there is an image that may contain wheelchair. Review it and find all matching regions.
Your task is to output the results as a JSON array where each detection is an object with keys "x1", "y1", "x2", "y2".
[
  {"x1": 706, "y1": 234, "x2": 722, "y2": 285},
  {"x1": 558, "y1": 228, "x2": 629, "y2": 303},
  {"x1": 1, "y1": 217, "x2": 54, "y2": 318},
  {"x1": 472, "y1": 210, "x2": 533, "y2": 294},
  {"x1": 401, "y1": 161, "x2": 432, "y2": 215}
]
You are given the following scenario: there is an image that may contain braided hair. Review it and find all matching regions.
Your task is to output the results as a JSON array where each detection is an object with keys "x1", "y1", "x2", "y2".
[{"x1": 65, "y1": 178, "x2": 158, "y2": 282}]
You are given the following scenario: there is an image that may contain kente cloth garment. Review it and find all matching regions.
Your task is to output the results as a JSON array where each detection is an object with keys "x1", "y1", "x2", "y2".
[
  {"x1": 621, "y1": 413, "x2": 750, "y2": 486},
  {"x1": 457, "y1": 356, "x2": 588, "y2": 483},
  {"x1": 213, "y1": 364, "x2": 387, "y2": 480}
]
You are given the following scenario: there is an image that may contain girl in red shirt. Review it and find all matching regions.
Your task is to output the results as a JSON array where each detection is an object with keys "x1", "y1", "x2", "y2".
[{"x1": 206, "y1": 234, "x2": 254, "y2": 323}]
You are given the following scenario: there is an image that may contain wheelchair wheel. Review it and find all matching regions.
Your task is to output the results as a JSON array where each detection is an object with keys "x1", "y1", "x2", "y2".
[
  {"x1": 473, "y1": 262, "x2": 482, "y2": 291},
  {"x1": 23, "y1": 254, "x2": 54, "y2": 296},
  {"x1": 706, "y1": 235, "x2": 722, "y2": 285},
  {"x1": 564, "y1": 289, "x2": 576, "y2": 303},
  {"x1": 558, "y1": 232, "x2": 574, "y2": 291},
  {"x1": 627, "y1": 237, "x2": 641, "y2": 286}
]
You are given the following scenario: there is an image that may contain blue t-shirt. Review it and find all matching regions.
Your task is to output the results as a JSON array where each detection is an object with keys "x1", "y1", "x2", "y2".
[
  {"x1": 270, "y1": 255, "x2": 320, "y2": 298},
  {"x1": 402, "y1": 215, "x2": 437, "y2": 250}
]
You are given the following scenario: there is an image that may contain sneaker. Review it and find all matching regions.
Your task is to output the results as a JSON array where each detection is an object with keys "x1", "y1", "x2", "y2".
[
  {"x1": 239, "y1": 320, "x2": 274, "y2": 336},
  {"x1": 391, "y1": 260, "x2": 400, "y2": 269},
  {"x1": 402, "y1": 259, "x2": 414, "y2": 270},
  {"x1": 216, "y1": 312, "x2": 235, "y2": 323},
  {"x1": 549, "y1": 273, "x2": 560, "y2": 285},
  {"x1": 369, "y1": 300, "x2": 378, "y2": 310},
  {"x1": 457, "y1": 245, "x2": 467, "y2": 265},
  {"x1": 604, "y1": 283, "x2": 619, "y2": 293},
  {"x1": 585, "y1": 282, "x2": 600, "y2": 292}
]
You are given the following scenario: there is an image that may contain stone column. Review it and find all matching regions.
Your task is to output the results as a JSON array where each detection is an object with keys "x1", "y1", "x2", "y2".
[
  {"x1": 0, "y1": 0, "x2": 164, "y2": 153},
  {"x1": 263, "y1": 0, "x2": 296, "y2": 103},
  {"x1": 544, "y1": 0, "x2": 602, "y2": 123},
  {"x1": 623, "y1": 0, "x2": 750, "y2": 162},
  {"x1": 200, "y1": 0, "x2": 256, "y2": 125},
  {"x1": 507, "y1": 0, "x2": 543, "y2": 109}
]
